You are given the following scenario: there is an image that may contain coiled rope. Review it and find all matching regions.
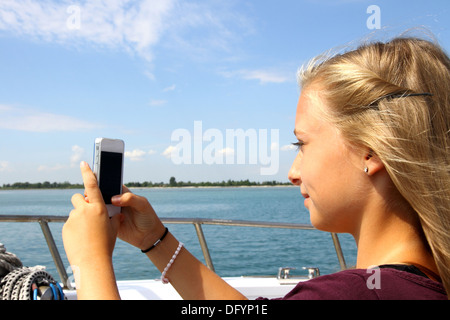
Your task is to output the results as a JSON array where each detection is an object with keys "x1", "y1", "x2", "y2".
[{"x1": 0, "y1": 243, "x2": 65, "y2": 300}]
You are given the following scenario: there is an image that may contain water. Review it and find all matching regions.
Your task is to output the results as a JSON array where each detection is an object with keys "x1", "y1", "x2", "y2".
[{"x1": 0, "y1": 187, "x2": 357, "y2": 282}]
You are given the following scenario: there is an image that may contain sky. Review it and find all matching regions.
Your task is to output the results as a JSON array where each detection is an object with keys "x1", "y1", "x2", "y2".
[{"x1": 0, "y1": 0, "x2": 449, "y2": 185}]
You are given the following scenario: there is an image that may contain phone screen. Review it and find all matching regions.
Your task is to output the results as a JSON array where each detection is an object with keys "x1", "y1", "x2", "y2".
[{"x1": 99, "y1": 151, "x2": 123, "y2": 204}]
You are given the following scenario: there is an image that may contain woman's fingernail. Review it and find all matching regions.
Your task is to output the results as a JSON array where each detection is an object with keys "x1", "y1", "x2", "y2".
[
  {"x1": 80, "y1": 161, "x2": 88, "y2": 168},
  {"x1": 111, "y1": 195, "x2": 121, "y2": 205}
]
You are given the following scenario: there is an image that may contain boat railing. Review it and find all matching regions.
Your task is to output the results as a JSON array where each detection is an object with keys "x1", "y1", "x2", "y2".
[{"x1": 0, "y1": 215, "x2": 347, "y2": 289}]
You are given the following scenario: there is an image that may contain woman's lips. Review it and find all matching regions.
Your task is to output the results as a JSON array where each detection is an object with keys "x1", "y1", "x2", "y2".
[
  {"x1": 301, "y1": 189, "x2": 310, "y2": 207},
  {"x1": 300, "y1": 188, "x2": 309, "y2": 199}
]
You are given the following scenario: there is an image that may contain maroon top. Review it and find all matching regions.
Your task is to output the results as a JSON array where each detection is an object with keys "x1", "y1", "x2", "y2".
[{"x1": 264, "y1": 266, "x2": 447, "y2": 300}]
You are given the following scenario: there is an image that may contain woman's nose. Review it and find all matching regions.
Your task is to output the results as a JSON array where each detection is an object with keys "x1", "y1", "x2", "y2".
[{"x1": 288, "y1": 155, "x2": 302, "y2": 186}]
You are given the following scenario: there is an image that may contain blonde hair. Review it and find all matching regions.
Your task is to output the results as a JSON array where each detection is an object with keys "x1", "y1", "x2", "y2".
[{"x1": 299, "y1": 36, "x2": 450, "y2": 297}]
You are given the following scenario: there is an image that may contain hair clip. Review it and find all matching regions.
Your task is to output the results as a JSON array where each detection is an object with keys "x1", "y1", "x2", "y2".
[{"x1": 368, "y1": 92, "x2": 433, "y2": 108}]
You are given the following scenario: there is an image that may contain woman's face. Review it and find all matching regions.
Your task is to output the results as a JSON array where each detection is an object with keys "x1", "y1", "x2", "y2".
[{"x1": 288, "y1": 87, "x2": 369, "y2": 234}]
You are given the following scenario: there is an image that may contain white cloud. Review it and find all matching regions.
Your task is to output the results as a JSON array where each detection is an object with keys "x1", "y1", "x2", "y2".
[
  {"x1": 0, "y1": 105, "x2": 100, "y2": 132},
  {"x1": 162, "y1": 145, "x2": 176, "y2": 159},
  {"x1": 163, "y1": 84, "x2": 176, "y2": 92},
  {"x1": 125, "y1": 149, "x2": 156, "y2": 161},
  {"x1": 271, "y1": 142, "x2": 279, "y2": 151},
  {"x1": 125, "y1": 149, "x2": 147, "y2": 161},
  {"x1": 34, "y1": 145, "x2": 86, "y2": 173},
  {"x1": 0, "y1": 1, "x2": 254, "y2": 64},
  {"x1": 0, "y1": 105, "x2": 13, "y2": 111},
  {"x1": 218, "y1": 147, "x2": 234, "y2": 156},
  {"x1": 149, "y1": 99, "x2": 168, "y2": 107},
  {"x1": 281, "y1": 144, "x2": 296, "y2": 151},
  {"x1": 220, "y1": 69, "x2": 292, "y2": 84},
  {"x1": 70, "y1": 145, "x2": 85, "y2": 167},
  {"x1": 0, "y1": 0, "x2": 175, "y2": 61},
  {"x1": 0, "y1": 161, "x2": 11, "y2": 172},
  {"x1": 165, "y1": 1, "x2": 254, "y2": 59}
]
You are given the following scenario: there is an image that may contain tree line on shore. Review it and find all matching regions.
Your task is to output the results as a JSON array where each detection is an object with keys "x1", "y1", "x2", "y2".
[{"x1": 1, "y1": 177, "x2": 291, "y2": 190}]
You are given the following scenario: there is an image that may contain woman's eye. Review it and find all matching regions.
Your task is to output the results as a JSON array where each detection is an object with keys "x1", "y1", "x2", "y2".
[{"x1": 292, "y1": 141, "x2": 304, "y2": 152}]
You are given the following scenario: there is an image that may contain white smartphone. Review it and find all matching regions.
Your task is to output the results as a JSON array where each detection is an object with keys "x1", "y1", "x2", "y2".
[{"x1": 93, "y1": 138, "x2": 125, "y2": 217}]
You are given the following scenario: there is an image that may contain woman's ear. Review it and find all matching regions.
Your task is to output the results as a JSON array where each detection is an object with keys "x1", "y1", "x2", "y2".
[{"x1": 364, "y1": 149, "x2": 384, "y2": 175}]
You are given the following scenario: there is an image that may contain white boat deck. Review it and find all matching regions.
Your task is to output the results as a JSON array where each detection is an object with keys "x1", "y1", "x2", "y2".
[{"x1": 63, "y1": 277, "x2": 306, "y2": 300}]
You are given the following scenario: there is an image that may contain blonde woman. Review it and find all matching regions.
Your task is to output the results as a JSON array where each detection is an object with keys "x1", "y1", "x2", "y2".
[{"x1": 63, "y1": 36, "x2": 449, "y2": 300}]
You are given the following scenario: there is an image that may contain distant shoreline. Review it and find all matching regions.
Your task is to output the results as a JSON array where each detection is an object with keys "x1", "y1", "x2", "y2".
[
  {"x1": 1, "y1": 179, "x2": 293, "y2": 190},
  {"x1": 130, "y1": 184, "x2": 296, "y2": 190}
]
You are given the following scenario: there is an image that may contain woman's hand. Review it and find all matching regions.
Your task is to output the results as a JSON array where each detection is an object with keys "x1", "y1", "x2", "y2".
[
  {"x1": 63, "y1": 161, "x2": 120, "y2": 267},
  {"x1": 111, "y1": 187, "x2": 166, "y2": 251},
  {"x1": 112, "y1": 188, "x2": 247, "y2": 300},
  {"x1": 62, "y1": 161, "x2": 121, "y2": 299}
]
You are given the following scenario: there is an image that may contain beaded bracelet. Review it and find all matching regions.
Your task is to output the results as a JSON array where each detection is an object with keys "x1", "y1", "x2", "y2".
[
  {"x1": 161, "y1": 242, "x2": 184, "y2": 284},
  {"x1": 141, "y1": 227, "x2": 169, "y2": 253}
]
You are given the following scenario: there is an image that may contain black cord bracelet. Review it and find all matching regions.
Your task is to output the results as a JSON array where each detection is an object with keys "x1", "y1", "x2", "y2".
[{"x1": 141, "y1": 227, "x2": 169, "y2": 253}]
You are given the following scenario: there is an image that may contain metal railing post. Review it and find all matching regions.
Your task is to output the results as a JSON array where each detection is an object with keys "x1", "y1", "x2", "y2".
[
  {"x1": 38, "y1": 219, "x2": 73, "y2": 289},
  {"x1": 193, "y1": 223, "x2": 215, "y2": 272},
  {"x1": 330, "y1": 233, "x2": 347, "y2": 270}
]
